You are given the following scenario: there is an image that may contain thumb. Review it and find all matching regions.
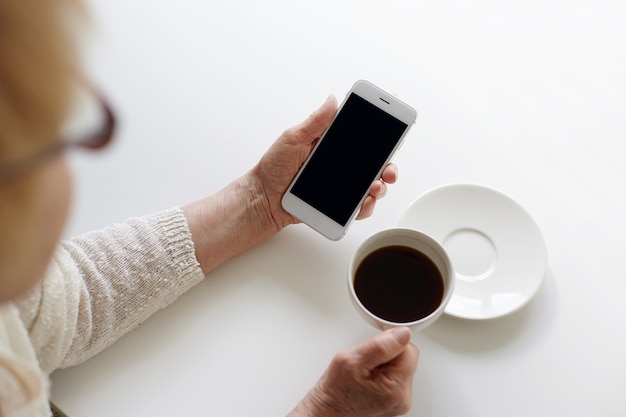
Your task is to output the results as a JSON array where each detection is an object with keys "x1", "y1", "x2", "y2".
[
  {"x1": 355, "y1": 327, "x2": 412, "y2": 369},
  {"x1": 293, "y1": 94, "x2": 337, "y2": 145}
]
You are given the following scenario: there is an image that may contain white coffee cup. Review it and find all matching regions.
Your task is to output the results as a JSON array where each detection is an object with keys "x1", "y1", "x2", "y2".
[{"x1": 348, "y1": 228, "x2": 455, "y2": 331}]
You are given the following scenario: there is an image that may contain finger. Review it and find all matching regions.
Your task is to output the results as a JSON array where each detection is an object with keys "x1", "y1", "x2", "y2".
[
  {"x1": 353, "y1": 327, "x2": 413, "y2": 369},
  {"x1": 370, "y1": 180, "x2": 387, "y2": 200},
  {"x1": 355, "y1": 179, "x2": 388, "y2": 220},
  {"x1": 378, "y1": 342, "x2": 419, "y2": 415},
  {"x1": 384, "y1": 341, "x2": 420, "y2": 380},
  {"x1": 355, "y1": 195, "x2": 376, "y2": 220},
  {"x1": 381, "y1": 163, "x2": 398, "y2": 184},
  {"x1": 288, "y1": 95, "x2": 338, "y2": 146}
]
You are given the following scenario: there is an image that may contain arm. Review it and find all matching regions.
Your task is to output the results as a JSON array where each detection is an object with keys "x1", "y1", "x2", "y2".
[{"x1": 16, "y1": 208, "x2": 205, "y2": 373}]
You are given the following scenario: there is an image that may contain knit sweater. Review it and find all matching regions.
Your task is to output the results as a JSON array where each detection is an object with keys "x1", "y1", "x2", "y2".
[{"x1": 0, "y1": 207, "x2": 205, "y2": 416}]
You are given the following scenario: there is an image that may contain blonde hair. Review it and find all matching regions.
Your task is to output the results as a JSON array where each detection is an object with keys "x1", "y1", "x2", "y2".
[{"x1": 0, "y1": 0, "x2": 85, "y2": 287}]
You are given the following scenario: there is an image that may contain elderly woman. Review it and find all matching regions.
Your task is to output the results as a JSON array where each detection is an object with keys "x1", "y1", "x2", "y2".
[{"x1": 0, "y1": 1, "x2": 418, "y2": 416}]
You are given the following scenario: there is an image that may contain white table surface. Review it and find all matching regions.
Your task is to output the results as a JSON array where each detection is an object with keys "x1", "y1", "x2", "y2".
[{"x1": 50, "y1": 1, "x2": 626, "y2": 416}]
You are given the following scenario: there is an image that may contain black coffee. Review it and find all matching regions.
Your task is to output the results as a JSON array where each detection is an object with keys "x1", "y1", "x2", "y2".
[{"x1": 354, "y1": 245, "x2": 444, "y2": 323}]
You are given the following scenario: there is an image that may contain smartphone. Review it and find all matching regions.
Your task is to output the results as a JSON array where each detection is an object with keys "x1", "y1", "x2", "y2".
[{"x1": 281, "y1": 80, "x2": 417, "y2": 240}]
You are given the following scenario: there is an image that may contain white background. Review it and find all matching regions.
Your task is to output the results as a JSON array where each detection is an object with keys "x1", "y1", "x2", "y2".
[{"x1": 51, "y1": 1, "x2": 626, "y2": 416}]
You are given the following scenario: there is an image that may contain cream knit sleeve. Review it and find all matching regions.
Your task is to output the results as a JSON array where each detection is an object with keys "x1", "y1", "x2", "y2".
[{"x1": 15, "y1": 207, "x2": 205, "y2": 375}]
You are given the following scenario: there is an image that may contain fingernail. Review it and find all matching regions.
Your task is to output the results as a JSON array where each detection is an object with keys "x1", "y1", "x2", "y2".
[{"x1": 390, "y1": 327, "x2": 412, "y2": 345}]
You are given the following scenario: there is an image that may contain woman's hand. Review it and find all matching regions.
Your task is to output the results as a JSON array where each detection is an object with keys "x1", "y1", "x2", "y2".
[
  {"x1": 288, "y1": 327, "x2": 419, "y2": 417},
  {"x1": 249, "y1": 95, "x2": 398, "y2": 231}
]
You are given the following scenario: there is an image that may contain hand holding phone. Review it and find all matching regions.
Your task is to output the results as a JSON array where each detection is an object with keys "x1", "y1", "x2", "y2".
[{"x1": 281, "y1": 80, "x2": 417, "y2": 240}]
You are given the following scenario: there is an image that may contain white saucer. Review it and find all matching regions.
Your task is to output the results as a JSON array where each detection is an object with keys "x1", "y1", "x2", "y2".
[{"x1": 398, "y1": 184, "x2": 548, "y2": 320}]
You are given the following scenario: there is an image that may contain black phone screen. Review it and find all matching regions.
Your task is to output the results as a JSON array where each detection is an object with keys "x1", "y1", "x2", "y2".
[{"x1": 291, "y1": 93, "x2": 408, "y2": 226}]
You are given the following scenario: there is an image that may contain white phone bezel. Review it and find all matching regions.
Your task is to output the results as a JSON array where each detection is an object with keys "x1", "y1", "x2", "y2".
[{"x1": 281, "y1": 80, "x2": 417, "y2": 240}]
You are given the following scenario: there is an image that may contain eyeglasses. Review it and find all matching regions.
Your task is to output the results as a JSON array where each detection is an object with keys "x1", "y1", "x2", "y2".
[{"x1": 0, "y1": 88, "x2": 115, "y2": 184}]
